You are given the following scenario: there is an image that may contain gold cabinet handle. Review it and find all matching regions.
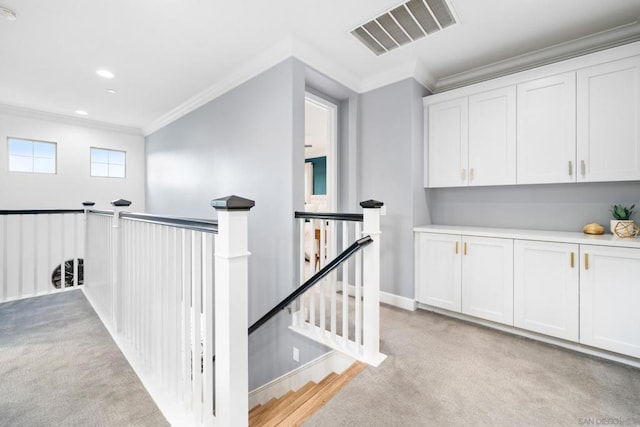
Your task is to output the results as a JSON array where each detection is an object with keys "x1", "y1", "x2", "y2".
[
  {"x1": 584, "y1": 253, "x2": 589, "y2": 270},
  {"x1": 461, "y1": 168, "x2": 466, "y2": 181},
  {"x1": 570, "y1": 252, "x2": 574, "y2": 268},
  {"x1": 580, "y1": 160, "x2": 586, "y2": 176},
  {"x1": 568, "y1": 161, "x2": 573, "y2": 177},
  {"x1": 463, "y1": 242, "x2": 467, "y2": 256},
  {"x1": 455, "y1": 241, "x2": 459, "y2": 254},
  {"x1": 470, "y1": 168, "x2": 475, "y2": 182}
]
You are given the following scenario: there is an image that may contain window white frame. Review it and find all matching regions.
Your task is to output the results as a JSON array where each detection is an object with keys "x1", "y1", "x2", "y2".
[
  {"x1": 90, "y1": 147, "x2": 126, "y2": 178},
  {"x1": 7, "y1": 137, "x2": 57, "y2": 174}
]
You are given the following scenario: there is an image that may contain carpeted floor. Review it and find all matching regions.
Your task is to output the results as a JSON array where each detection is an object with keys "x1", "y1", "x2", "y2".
[
  {"x1": 0, "y1": 290, "x2": 168, "y2": 427},
  {"x1": 305, "y1": 304, "x2": 640, "y2": 426}
]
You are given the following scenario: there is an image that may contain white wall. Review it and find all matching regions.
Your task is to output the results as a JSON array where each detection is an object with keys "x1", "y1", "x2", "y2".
[{"x1": 0, "y1": 109, "x2": 145, "y2": 210}]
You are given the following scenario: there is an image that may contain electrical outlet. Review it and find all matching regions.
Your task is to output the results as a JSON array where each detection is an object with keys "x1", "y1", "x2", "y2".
[{"x1": 293, "y1": 347, "x2": 299, "y2": 362}]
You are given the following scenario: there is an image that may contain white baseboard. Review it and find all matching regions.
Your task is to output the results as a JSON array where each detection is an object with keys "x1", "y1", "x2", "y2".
[
  {"x1": 248, "y1": 350, "x2": 354, "y2": 409},
  {"x1": 379, "y1": 290, "x2": 417, "y2": 311},
  {"x1": 417, "y1": 303, "x2": 640, "y2": 369},
  {"x1": 343, "y1": 283, "x2": 416, "y2": 311}
]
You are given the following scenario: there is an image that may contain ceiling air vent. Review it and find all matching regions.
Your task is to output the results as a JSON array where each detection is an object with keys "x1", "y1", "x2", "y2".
[{"x1": 351, "y1": 0, "x2": 458, "y2": 56}]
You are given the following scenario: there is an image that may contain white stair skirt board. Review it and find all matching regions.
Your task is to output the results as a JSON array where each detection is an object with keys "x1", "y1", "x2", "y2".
[
  {"x1": 417, "y1": 303, "x2": 640, "y2": 369},
  {"x1": 248, "y1": 350, "x2": 355, "y2": 409},
  {"x1": 343, "y1": 282, "x2": 417, "y2": 312}
]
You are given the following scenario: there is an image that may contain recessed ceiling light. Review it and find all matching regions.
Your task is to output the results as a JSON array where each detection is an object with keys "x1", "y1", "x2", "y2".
[
  {"x1": 106, "y1": 89, "x2": 117, "y2": 94},
  {"x1": 1, "y1": 6, "x2": 16, "y2": 21},
  {"x1": 75, "y1": 110, "x2": 88, "y2": 116},
  {"x1": 96, "y1": 69, "x2": 114, "y2": 79}
]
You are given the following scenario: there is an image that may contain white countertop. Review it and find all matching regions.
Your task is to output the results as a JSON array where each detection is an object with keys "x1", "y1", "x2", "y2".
[{"x1": 414, "y1": 224, "x2": 640, "y2": 249}]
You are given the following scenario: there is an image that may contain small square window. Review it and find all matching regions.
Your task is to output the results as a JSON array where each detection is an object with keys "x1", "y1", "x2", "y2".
[
  {"x1": 91, "y1": 148, "x2": 126, "y2": 178},
  {"x1": 8, "y1": 138, "x2": 57, "y2": 174}
]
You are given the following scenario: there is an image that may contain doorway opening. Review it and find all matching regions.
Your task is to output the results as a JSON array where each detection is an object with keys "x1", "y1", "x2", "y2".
[{"x1": 304, "y1": 92, "x2": 338, "y2": 276}]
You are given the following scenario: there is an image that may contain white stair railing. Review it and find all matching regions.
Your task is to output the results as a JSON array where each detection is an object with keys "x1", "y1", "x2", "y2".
[
  {"x1": 292, "y1": 200, "x2": 386, "y2": 367},
  {"x1": 84, "y1": 195, "x2": 254, "y2": 427},
  {"x1": 0, "y1": 208, "x2": 85, "y2": 303}
]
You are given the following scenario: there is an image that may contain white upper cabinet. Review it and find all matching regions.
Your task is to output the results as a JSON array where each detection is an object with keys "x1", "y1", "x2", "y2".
[
  {"x1": 517, "y1": 73, "x2": 577, "y2": 184},
  {"x1": 576, "y1": 56, "x2": 640, "y2": 182},
  {"x1": 468, "y1": 86, "x2": 516, "y2": 186},
  {"x1": 427, "y1": 97, "x2": 468, "y2": 188}
]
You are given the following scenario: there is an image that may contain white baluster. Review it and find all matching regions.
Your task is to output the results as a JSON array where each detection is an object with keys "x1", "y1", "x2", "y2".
[
  {"x1": 342, "y1": 221, "x2": 349, "y2": 344},
  {"x1": 319, "y1": 220, "x2": 326, "y2": 334},
  {"x1": 354, "y1": 221, "x2": 362, "y2": 350}
]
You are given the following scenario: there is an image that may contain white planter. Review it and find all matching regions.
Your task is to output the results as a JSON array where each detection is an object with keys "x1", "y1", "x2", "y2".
[{"x1": 610, "y1": 219, "x2": 638, "y2": 238}]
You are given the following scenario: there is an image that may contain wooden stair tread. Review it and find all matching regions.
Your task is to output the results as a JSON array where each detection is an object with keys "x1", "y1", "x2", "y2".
[
  {"x1": 248, "y1": 362, "x2": 366, "y2": 427},
  {"x1": 276, "y1": 361, "x2": 367, "y2": 426},
  {"x1": 249, "y1": 397, "x2": 279, "y2": 422},
  {"x1": 258, "y1": 381, "x2": 318, "y2": 427},
  {"x1": 259, "y1": 374, "x2": 340, "y2": 427}
]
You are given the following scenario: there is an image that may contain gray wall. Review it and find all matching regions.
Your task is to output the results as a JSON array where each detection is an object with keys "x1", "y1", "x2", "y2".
[
  {"x1": 359, "y1": 79, "x2": 429, "y2": 299},
  {"x1": 429, "y1": 181, "x2": 640, "y2": 231},
  {"x1": 146, "y1": 58, "x2": 327, "y2": 390}
]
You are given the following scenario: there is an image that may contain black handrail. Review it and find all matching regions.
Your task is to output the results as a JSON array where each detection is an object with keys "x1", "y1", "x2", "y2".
[
  {"x1": 248, "y1": 235, "x2": 373, "y2": 335},
  {"x1": 120, "y1": 212, "x2": 219, "y2": 234},
  {"x1": 294, "y1": 211, "x2": 364, "y2": 222},
  {"x1": 0, "y1": 209, "x2": 84, "y2": 215}
]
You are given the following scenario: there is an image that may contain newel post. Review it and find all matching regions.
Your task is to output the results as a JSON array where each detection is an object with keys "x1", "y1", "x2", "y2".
[
  {"x1": 111, "y1": 198, "x2": 131, "y2": 332},
  {"x1": 360, "y1": 199, "x2": 385, "y2": 365},
  {"x1": 211, "y1": 195, "x2": 255, "y2": 427}
]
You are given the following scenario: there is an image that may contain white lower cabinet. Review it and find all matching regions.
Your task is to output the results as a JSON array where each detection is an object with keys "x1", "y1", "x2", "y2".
[
  {"x1": 415, "y1": 228, "x2": 640, "y2": 361},
  {"x1": 415, "y1": 233, "x2": 461, "y2": 312},
  {"x1": 580, "y1": 245, "x2": 640, "y2": 358},
  {"x1": 461, "y1": 236, "x2": 514, "y2": 325},
  {"x1": 514, "y1": 240, "x2": 579, "y2": 341},
  {"x1": 416, "y1": 233, "x2": 513, "y2": 325}
]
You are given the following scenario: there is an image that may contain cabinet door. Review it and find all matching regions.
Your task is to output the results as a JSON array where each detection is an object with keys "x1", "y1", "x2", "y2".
[
  {"x1": 461, "y1": 236, "x2": 514, "y2": 325},
  {"x1": 577, "y1": 56, "x2": 640, "y2": 182},
  {"x1": 517, "y1": 73, "x2": 577, "y2": 184},
  {"x1": 427, "y1": 98, "x2": 468, "y2": 188},
  {"x1": 513, "y1": 240, "x2": 579, "y2": 341},
  {"x1": 580, "y1": 245, "x2": 640, "y2": 358},
  {"x1": 468, "y1": 86, "x2": 516, "y2": 186},
  {"x1": 415, "y1": 233, "x2": 462, "y2": 312}
]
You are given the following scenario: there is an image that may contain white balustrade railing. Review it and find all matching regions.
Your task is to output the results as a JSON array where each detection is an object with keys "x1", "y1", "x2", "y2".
[
  {"x1": 83, "y1": 196, "x2": 254, "y2": 427},
  {"x1": 0, "y1": 209, "x2": 85, "y2": 303},
  {"x1": 292, "y1": 201, "x2": 386, "y2": 367}
]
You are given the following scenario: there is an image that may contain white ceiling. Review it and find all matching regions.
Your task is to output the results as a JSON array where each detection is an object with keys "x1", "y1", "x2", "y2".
[{"x1": 1, "y1": 0, "x2": 640, "y2": 132}]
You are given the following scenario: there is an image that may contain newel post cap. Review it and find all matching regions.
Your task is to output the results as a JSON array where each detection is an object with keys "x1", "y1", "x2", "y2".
[
  {"x1": 360, "y1": 200, "x2": 384, "y2": 209},
  {"x1": 111, "y1": 199, "x2": 132, "y2": 207},
  {"x1": 211, "y1": 195, "x2": 255, "y2": 211},
  {"x1": 82, "y1": 201, "x2": 95, "y2": 207}
]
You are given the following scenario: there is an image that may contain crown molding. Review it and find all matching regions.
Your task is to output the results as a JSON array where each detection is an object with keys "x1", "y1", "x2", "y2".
[
  {"x1": 144, "y1": 37, "x2": 362, "y2": 136},
  {"x1": 435, "y1": 19, "x2": 640, "y2": 92},
  {"x1": 143, "y1": 38, "x2": 294, "y2": 136},
  {"x1": 0, "y1": 104, "x2": 143, "y2": 136},
  {"x1": 290, "y1": 37, "x2": 362, "y2": 92}
]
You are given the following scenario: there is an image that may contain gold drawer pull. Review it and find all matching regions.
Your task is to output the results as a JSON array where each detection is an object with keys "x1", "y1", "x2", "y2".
[
  {"x1": 584, "y1": 253, "x2": 589, "y2": 270},
  {"x1": 463, "y1": 242, "x2": 467, "y2": 256},
  {"x1": 570, "y1": 252, "x2": 574, "y2": 268},
  {"x1": 455, "y1": 241, "x2": 459, "y2": 254}
]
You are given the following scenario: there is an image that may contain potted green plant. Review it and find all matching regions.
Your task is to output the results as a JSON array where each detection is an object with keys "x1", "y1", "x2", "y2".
[{"x1": 610, "y1": 204, "x2": 637, "y2": 237}]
